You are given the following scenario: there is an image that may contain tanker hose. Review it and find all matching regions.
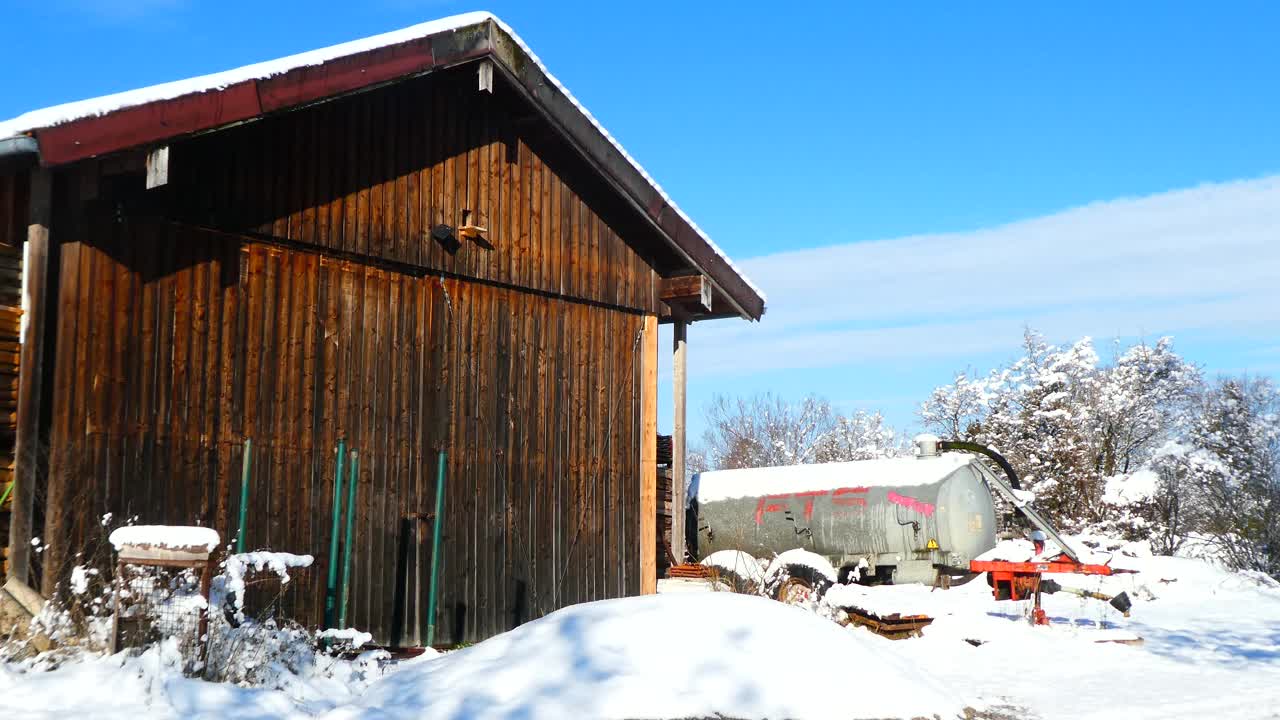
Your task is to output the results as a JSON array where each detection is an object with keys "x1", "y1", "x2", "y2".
[
  {"x1": 938, "y1": 440, "x2": 1022, "y2": 490},
  {"x1": 1040, "y1": 579, "x2": 1132, "y2": 616}
]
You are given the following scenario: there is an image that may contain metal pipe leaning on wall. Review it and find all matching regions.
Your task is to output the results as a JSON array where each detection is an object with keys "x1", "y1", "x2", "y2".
[
  {"x1": 426, "y1": 450, "x2": 446, "y2": 648},
  {"x1": 235, "y1": 438, "x2": 253, "y2": 554},
  {"x1": 339, "y1": 451, "x2": 359, "y2": 630},
  {"x1": 324, "y1": 439, "x2": 347, "y2": 630}
]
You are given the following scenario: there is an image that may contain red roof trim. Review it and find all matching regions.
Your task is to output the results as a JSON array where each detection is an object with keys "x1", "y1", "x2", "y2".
[
  {"x1": 34, "y1": 35, "x2": 445, "y2": 166},
  {"x1": 257, "y1": 37, "x2": 436, "y2": 113},
  {"x1": 30, "y1": 23, "x2": 498, "y2": 168},
  {"x1": 37, "y1": 80, "x2": 263, "y2": 166}
]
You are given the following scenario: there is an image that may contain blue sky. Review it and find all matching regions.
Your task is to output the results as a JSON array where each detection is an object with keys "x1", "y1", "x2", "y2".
[{"x1": 3, "y1": 1, "x2": 1278, "y2": 438}]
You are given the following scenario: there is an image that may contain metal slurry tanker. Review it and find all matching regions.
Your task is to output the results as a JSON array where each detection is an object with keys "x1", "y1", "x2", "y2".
[{"x1": 692, "y1": 438, "x2": 1000, "y2": 586}]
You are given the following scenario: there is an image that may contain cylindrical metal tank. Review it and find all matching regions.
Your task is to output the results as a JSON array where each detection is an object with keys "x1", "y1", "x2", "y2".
[{"x1": 692, "y1": 453, "x2": 998, "y2": 584}]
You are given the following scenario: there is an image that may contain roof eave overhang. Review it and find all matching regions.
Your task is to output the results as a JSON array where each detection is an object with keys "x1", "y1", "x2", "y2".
[
  {"x1": 486, "y1": 23, "x2": 764, "y2": 323},
  {"x1": 14, "y1": 18, "x2": 765, "y2": 321}
]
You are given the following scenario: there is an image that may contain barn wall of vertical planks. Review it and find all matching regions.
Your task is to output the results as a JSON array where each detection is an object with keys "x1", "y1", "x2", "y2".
[
  {"x1": 1, "y1": 13, "x2": 766, "y2": 645},
  {"x1": 21, "y1": 66, "x2": 665, "y2": 645}
]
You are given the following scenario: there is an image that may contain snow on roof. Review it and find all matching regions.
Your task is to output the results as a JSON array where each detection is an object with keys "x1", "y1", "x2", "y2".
[
  {"x1": 0, "y1": 12, "x2": 492, "y2": 139},
  {"x1": 0, "y1": 12, "x2": 765, "y2": 304},
  {"x1": 694, "y1": 452, "x2": 976, "y2": 503},
  {"x1": 108, "y1": 525, "x2": 221, "y2": 552}
]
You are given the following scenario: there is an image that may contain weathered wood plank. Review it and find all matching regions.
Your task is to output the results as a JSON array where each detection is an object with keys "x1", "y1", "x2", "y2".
[{"x1": 639, "y1": 314, "x2": 657, "y2": 595}]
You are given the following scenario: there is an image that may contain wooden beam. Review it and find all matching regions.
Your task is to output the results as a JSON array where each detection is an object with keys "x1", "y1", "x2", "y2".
[
  {"x1": 639, "y1": 314, "x2": 658, "y2": 594},
  {"x1": 658, "y1": 274, "x2": 711, "y2": 313},
  {"x1": 9, "y1": 168, "x2": 50, "y2": 586},
  {"x1": 145, "y1": 146, "x2": 169, "y2": 189},
  {"x1": 671, "y1": 320, "x2": 687, "y2": 564}
]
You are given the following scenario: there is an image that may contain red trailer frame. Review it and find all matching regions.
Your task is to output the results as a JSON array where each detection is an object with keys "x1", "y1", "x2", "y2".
[{"x1": 970, "y1": 556, "x2": 1121, "y2": 625}]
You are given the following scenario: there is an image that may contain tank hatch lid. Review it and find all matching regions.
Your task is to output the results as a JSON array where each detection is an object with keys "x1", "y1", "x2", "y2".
[{"x1": 694, "y1": 453, "x2": 975, "y2": 503}]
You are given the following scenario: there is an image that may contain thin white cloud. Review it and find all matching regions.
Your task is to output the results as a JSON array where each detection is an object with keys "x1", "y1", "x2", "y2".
[{"x1": 693, "y1": 175, "x2": 1280, "y2": 376}]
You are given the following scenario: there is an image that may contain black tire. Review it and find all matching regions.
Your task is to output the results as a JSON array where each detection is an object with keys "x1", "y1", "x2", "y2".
[{"x1": 709, "y1": 568, "x2": 760, "y2": 595}]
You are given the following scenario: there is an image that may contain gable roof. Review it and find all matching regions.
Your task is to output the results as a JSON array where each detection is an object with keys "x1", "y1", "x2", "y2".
[{"x1": 0, "y1": 12, "x2": 765, "y2": 320}]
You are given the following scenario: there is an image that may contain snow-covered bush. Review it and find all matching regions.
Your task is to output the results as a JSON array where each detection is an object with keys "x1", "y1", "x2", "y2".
[
  {"x1": 2, "y1": 514, "x2": 131, "y2": 661},
  {"x1": 204, "y1": 550, "x2": 318, "y2": 682},
  {"x1": 203, "y1": 615, "x2": 389, "y2": 690}
]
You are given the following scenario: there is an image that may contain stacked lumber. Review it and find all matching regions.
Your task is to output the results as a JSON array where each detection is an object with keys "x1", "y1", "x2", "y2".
[
  {"x1": 0, "y1": 236, "x2": 19, "y2": 579},
  {"x1": 666, "y1": 563, "x2": 713, "y2": 579},
  {"x1": 656, "y1": 466, "x2": 673, "y2": 576},
  {"x1": 655, "y1": 434, "x2": 673, "y2": 467}
]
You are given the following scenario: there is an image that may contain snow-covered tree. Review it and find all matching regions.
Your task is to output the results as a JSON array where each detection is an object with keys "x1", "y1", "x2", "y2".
[
  {"x1": 1186, "y1": 377, "x2": 1280, "y2": 575},
  {"x1": 814, "y1": 410, "x2": 906, "y2": 462},
  {"x1": 1090, "y1": 338, "x2": 1202, "y2": 477},
  {"x1": 919, "y1": 371, "x2": 985, "y2": 439},
  {"x1": 694, "y1": 394, "x2": 907, "y2": 471},
  {"x1": 919, "y1": 331, "x2": 1201, "y2": 529},
  {"x1": 696, "y1": 393, "x2": 837, "y2": 470}
]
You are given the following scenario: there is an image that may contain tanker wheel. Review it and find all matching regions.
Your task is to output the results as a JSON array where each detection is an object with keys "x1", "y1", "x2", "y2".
[
  {"x1": 772, "y1": 566, "x2": 832, "y2": 605},
  {"x1": 775, "y1": 576, "x2": 815, "y2": 605},
  {"x1": 713, "y1": 569, "x2": 760, "y2": 596}
]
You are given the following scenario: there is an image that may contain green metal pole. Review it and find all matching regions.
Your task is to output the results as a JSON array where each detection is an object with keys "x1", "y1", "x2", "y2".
[
  {"x1": 324, "y1": 438, "x2": 347, "y2": 629},
  {"x1": 338, "y1": 450, "x2": 359, "y2": 630},
  {"x1": 235, "y1": 438, "x2": 253, "y2": 554},
  {"x1": 426, "y1": 450, "x2": 446, "y2": 648}
]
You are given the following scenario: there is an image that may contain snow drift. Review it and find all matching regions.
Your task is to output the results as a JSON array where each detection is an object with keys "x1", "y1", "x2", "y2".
[{"x1": 326, "y1": 593, "x2": 969, "y2": 720}]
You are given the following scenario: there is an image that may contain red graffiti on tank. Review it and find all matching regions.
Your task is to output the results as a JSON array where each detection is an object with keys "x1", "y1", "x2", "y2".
[
  {"x1": 887, "y1": 490, "x2": 935, "y2": 517},
  {"x1": 753, "y1": 487, "x2": 869, "y2": 525}
]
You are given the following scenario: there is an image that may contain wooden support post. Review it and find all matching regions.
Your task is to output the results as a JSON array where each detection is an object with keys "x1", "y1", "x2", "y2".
[
  {"x1": 639, "y1": 314, "x2": 658, "y2": 594},
  {"x1": 9, "y1": 168, "x2": 51, "y2": 586},
  {"x1": 671, "y1": 320, "x2": 688, "y2": 564},
  {"x1": 145, "y1": 146, "x2": 169, "y2": 189}
]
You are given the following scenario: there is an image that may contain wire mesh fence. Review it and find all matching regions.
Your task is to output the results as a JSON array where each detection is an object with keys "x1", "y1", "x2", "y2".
[
  {"x1": 204, "y1": 562, "x2": 316, "y2": 683},
  {"x1": 111, "y1": 553, "x2": 318, "y2": 679},
  {"x1": 112, "y1": 560, "x2": 213, "y2": 674}
]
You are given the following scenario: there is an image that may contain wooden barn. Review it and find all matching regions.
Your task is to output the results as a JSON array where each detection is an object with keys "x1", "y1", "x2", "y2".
[{"x1": 0, "y1": 12, "x2": 764, "y2": 646}]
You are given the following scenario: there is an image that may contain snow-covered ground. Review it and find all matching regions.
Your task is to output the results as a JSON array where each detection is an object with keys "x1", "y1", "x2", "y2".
[
  {"x1": 3, "y1": 546, "x2": 1278, "y2": 719},
  {"x1": 864, "y1": 547, "x2": 1280, "y2": 720},
  {"x1": 0, "y1": 637, "x2": 395, "y2": 720},
  {"x1": 328, "y1": 593, "x2": 967, "y2": 720}
]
